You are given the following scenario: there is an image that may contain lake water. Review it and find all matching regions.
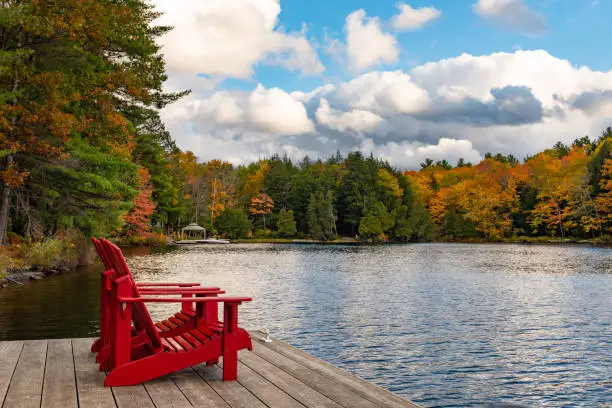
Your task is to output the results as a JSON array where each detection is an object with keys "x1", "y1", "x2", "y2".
[{"x1": 0, "y1": 243, "x2": 610, "y2": 407}]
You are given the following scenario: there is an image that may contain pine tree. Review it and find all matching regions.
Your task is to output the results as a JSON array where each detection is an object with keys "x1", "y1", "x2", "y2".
[
  {"x1": 307, "y1": 191, "x2": 337, "y2": 241},
  {"x1": 277, "y1": 208, "x2": 297, "y2": 237}
]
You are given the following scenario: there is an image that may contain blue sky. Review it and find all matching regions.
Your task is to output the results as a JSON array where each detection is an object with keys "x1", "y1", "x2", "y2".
[
  {"x1": 238, "y1": 0, "x2": 612, "y2": 91},
  {"x1": 154, "y1": 0, "x2": 612, "y2": 168}
]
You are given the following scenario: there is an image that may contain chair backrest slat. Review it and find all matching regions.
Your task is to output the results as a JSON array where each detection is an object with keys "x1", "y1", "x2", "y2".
[
  {"x1": 92, "y1": 238, "x2": 113, "y2": 271},
  {"x1": 93, "y1": 237, "x2": 161, "y2": 349}
]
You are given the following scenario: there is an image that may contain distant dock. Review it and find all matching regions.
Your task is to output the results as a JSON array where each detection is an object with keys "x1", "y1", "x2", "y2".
[
  {"x1": 174, "y1": 238, "x2": 231, "y2": 245},
  {"x1": 0, "y1": 330, "x2": 421, "y2": 407}
]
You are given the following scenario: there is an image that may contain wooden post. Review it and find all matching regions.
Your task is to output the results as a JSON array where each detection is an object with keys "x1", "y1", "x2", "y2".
[
  {"x1": 222, "y1": 303, "x2": 239, "y2": 381},
  {"x1": 111, "y1": 277, "x2": 133, "y2": 370}
]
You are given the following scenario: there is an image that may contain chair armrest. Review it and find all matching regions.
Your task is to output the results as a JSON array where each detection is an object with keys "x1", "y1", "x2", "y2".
[
  {"x1": 119, "y1": 296, "x2": 252, "y2": 304},
  {"x1": 136, "y1": 289, "x2": 225, "y2": 295},
  {"x1": 136, "y1": 282, "x2": 201, "y2": 287}
]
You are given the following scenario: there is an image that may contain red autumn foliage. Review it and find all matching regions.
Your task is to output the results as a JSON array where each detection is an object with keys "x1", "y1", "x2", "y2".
[{"x1": 123, "y1": 167, "x2": 156, "y2": 236}]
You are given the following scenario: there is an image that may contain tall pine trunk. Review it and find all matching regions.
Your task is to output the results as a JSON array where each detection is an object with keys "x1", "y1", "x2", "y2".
[{"x1": 0, "y1": 155, "x2": 12, "y2": 245}]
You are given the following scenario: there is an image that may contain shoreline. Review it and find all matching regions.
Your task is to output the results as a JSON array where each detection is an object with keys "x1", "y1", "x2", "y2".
[{"x1": 171, "y1": 237, "x2": 611, "y2": 247}]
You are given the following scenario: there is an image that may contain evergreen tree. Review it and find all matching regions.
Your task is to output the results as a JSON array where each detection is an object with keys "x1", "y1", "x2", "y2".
[
  {"x1": 336, "y1": 152, "x2": 368, "y2": 235},
  {"x1": 307, "y1": 191, "x2": 337, "y2": 241},
  {"x1": 0, "y1": 0, "x2": 187, "y2": 243},
  {"x1": 358, "y1": 214, "x2": 383, "y2": 241},
  {"x1": 277, "y1": 208, "x2": 297, "y2": 237},
  {"x1": 215, "y1": 208, "x2": 251, "y2": 239}
]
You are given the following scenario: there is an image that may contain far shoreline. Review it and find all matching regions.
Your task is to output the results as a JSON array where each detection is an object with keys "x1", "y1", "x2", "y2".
[{"x1": 166, "y1": 236, "x2": 611, "y2": 247}]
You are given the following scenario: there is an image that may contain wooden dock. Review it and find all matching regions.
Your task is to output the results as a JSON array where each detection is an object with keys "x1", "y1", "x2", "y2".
[{"x1": 0, "y1": 331, "x2": 421, "y2": 408}]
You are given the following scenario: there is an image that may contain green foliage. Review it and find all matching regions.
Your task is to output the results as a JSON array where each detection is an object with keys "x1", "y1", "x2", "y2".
[
  {"x1": 307, "y1": 191, "x2": 337, "y2": 241},
  {"x1": 588, "y1": 138, "x2": 611, "y2": 196},
  {"x1": 264, "y1": 155, "x2": 297, "y2": 210},
  {"x1": 215, "y1": 208, "x2": 252, "y2": 239},
  {"x1": 132, "y1": 109, "x2": 187, "y2": 228},
  {"x1": 277, "y1": 208, "x2": 297, "y2": 237},
  {"x1": 337, "y1": 152, "x2": 369, "y2": 234},
  {"x1": 444, "y1": 207, "x2": 477, "y2": 239},
  {"x1": 21, "y1": 137, "x2": 138, "y2": 237},
  {"x1": 393, "y1": 201, "x2": 434, "y2": 241},
  {"x1": 358, "y1": 214, "x2": 383, "y2": 241}
]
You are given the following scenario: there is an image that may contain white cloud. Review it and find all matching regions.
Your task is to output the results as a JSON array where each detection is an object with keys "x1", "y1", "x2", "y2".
[
  {"x1": 392, "y1": 4, "x2": 442, "y2": 31},
  {"x1": 316, "y1": 98, "x2": 386, "y2": 133},
  {"x1": 248, "y1": 85, "x2": 315, "y2": 135},
  {"x1": 152, "y1": 0, "x2": 323, "y2": 79},
  {"x1": 359, "y1": 138, "x2": 483, "y2": 168},
  {"x1": 474, "y1": 0, "x2": 547, "y2": 36},
  {"x1": 345, "y1": 9, "x2": 400, "y2": 71},
  {"x1": 162, "y1": 50, "x2": 612, "y2": 169},
  {"x1": 336, "y1": 71, "x2": 431, "y2": 115},
  {"x1": 179, "y1": 85, "x2": 314, "y2": 136}
]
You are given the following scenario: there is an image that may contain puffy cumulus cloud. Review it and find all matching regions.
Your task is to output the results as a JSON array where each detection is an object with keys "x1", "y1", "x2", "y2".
[
  {"x1": 181, "y1": 85, "x2": 314, "y2": 136},
  {"x1": 410, "y1": 50, "x2": 612, "y2": 107},
  {"x1": 316, "y1": 98, "x2": 386, "y2": 133},
  {"x1": 162, "y1": 50, "x2": 612, "y2": 169},
  {"x1": 248, "y1": 85, "x2": 316, "y2": 135},
  {"x1": 391, "y1": 4, "x2": 441, "y2": 31},
  {"x1": 152, "y1": 0, "x2": 323, "y2": 79},
  {"x1": 335, "y1": 71, "x2": 430, "y2": 115},
  {"x1": 359, "y1": 138, "x2": 482, "y2": 168},
  {"x1": 474, "y1": 0, "x2": 546, "y2": 36},
  {"x1": 345, "y1": 10, "x2": 400, "y2": 71}
]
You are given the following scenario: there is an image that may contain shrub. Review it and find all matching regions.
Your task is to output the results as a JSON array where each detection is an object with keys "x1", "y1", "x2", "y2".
[{"x1": 20, "y1": 236, "x2": 79, "y2": 270}]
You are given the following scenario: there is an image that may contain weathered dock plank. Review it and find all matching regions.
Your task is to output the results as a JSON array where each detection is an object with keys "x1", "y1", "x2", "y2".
[
  {"x1": 195, "y1": 364, "x2": 268, "y2": 408},
  {"x1": 0, "y1": 341, "x2": 23, "y2": 406},
  {"x1": 143, "y1": 375, "x2": 193, "y2": 408},
  {"x1": 239, "y1": 351, "x2": 341, "y2": 408},
  {"x1": 246, "y1": 343, "x2": 378, "y2": 408},
  {"x1": 170, "y1": 368, "x2": 230, "y2": 408},
  {"x1": 251, "y1": 331, "x2": 421, "y2": 408},
  {"x1": 3, "y1": 340, "x2": 47, "y2": 408},
  {"x1": 0, "y1": 336, "x2": 421, "y2": 408},
  {"x1": 112, "y1": 384, "x2": 155, "y2": 408},
  {"x1": 232, "y1": 361, "x2": 305, "y2": 408},
  {"x1": 72, "y1": 338, "x2": 116, "y2": 408},
  {"x1": 41, "y1": 339, "x2": 78, "y2": 408}
]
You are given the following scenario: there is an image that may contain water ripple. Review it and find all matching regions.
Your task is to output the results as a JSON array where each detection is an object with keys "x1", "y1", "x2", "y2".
[{"x1": 0, "y1": 243, "x2": 610, "y2": 407}]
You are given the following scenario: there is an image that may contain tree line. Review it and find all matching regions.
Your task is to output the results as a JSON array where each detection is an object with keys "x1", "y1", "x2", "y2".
[
  {"x1": 0, "y1": 1, "x2": 610, "y2": 247},
  {"x1": 175, "y1": 131, "x2": 611, "y2": 242}
]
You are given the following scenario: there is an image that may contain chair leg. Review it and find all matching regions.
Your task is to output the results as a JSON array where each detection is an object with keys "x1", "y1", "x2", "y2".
[
  {"x1": 222, "y1": 303, "x2": 239, "y2": 381},
  {"x1": 222, "y1": 351, "x2": 238, "y2": 381}
]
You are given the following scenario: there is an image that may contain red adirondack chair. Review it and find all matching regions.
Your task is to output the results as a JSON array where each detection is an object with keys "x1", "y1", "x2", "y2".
[
  {"x1": 105, "y1": 256, "x2": 252, "y2": 386},
  {"x1": 91, "y1": 238, "x2": 226, "y2": 370}
]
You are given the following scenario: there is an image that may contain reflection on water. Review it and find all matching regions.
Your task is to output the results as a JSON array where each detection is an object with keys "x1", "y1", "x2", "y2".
[{"x1": 0, "y1": 243, "x2": 610, "y2": 407}]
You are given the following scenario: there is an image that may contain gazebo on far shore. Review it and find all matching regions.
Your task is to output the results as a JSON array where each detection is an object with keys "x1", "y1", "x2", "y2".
[{"x1": 180, "y1": 223, "x2": 206, "y2": 241}]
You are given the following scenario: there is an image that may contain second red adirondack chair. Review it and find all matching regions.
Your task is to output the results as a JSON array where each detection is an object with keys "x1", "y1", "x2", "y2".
[
  {"x1": 104, "y1": 258, "x2": 252, "y2": 386},
  {"x1": 91, "y1": 238, "x2": 226, "y2": 370}
]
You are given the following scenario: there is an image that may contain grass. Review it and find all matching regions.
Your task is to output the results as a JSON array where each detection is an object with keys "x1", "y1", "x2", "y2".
[
  {"x1": 115, "y1": 233, "x2": 169, "y2": 247},
  {"x1": 0, "y1": 247, "x2": 23, "y2": 278}
]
